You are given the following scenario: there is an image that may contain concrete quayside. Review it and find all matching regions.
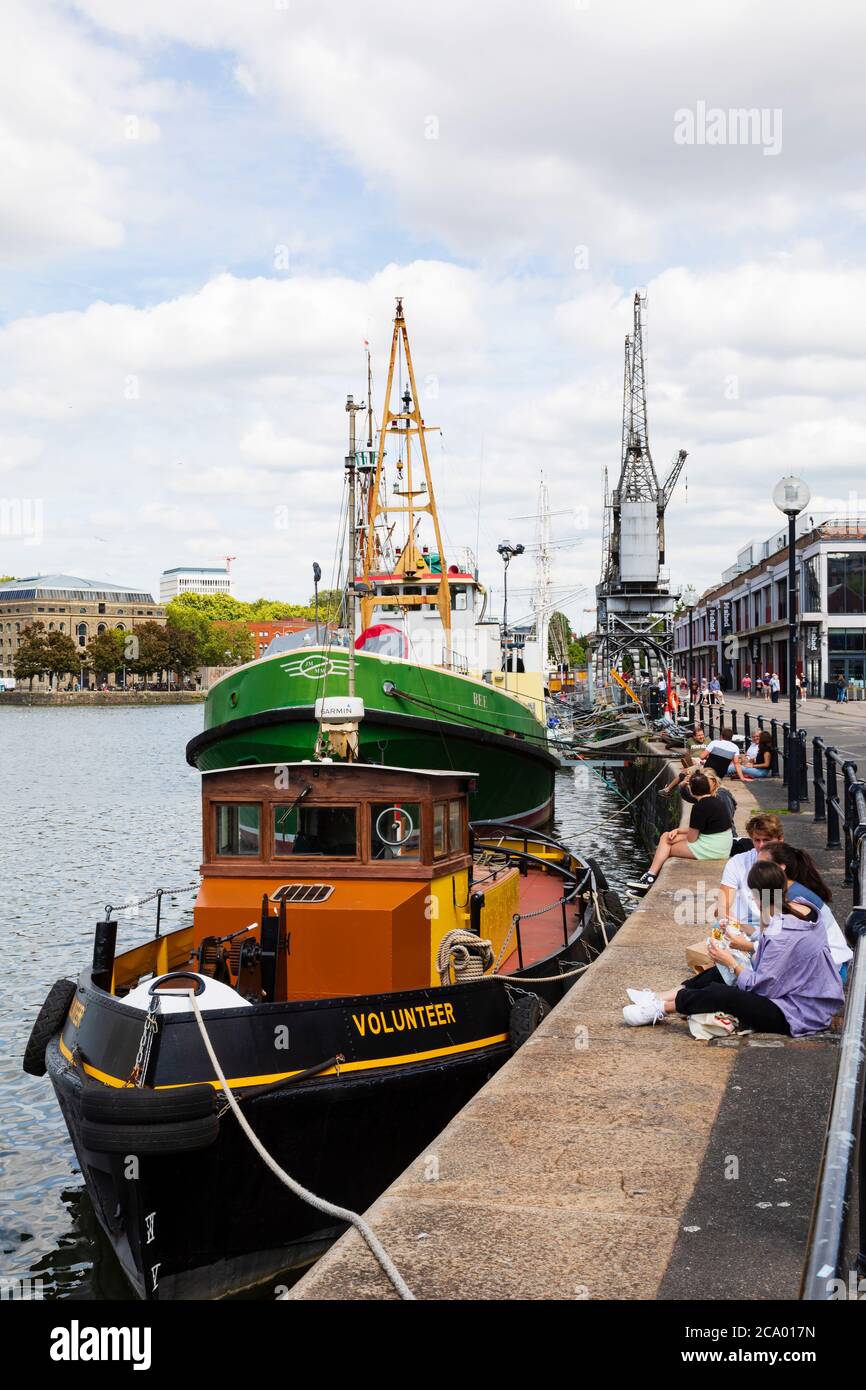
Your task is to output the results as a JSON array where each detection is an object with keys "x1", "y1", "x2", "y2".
[{"x1": 290, "y1": 754, "x2": 850, "y2": 1302}]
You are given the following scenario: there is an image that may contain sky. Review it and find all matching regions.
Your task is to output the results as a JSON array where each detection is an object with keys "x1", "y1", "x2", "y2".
[{"x1": 1, "y1": 0, "x2": 865, "y2": 632}]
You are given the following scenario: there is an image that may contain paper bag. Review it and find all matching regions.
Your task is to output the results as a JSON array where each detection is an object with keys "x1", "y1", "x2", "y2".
[{"x1": 685, "y1": 938, "x2": 713, "y2": 973}]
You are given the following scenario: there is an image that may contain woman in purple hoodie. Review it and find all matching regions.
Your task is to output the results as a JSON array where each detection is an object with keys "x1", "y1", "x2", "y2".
[{"x1": 623, "y1": 861, "x2": 844, "y2": 1033}]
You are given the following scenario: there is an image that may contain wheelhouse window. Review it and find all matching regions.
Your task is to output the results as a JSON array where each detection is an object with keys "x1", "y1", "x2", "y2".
[
  {"x1": 371, "y1": 802, "x2": 421, "y2": 860},
  {"x1": 433, "y1": 802, "x2": 446, "y2": 856},
  {"x1": 274, "y1": 804, "x2": 357, "y2": 857},
  {"x1": 215, "y1": 803, "x2": 261, "y2": 856},
  {"x1": 448, "y1": 799, "x2": 465, "y2": 852}
]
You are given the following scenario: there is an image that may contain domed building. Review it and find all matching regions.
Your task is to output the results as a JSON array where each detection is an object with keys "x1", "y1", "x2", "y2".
[{"x1": 0, "y1": 574, "x2": 165, "y2": 687}]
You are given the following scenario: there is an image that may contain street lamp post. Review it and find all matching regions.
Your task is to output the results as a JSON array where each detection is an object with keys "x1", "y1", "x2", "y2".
[
  {"x1": 773, "y1": 475, "x2": 810, "y2": 813},
  {"x1": 683, "y1": 585, "x2": 697, "y2": 723},
  {"x1": 312, "y1": 562, "x2": 322, "y2": 643},
  {"x1": 497, "y1": 540, "x2": 524, "y2": 687}
]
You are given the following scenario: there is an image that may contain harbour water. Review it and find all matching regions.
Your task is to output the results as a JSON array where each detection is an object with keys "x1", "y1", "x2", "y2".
[{"x1": 1, "y1": 704, "x2": 646, "y2": 1300}]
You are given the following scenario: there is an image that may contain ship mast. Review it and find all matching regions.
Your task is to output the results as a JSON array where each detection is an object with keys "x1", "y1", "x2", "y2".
[
  {"x1": 359, "y1": 299, "x2": 451, "y2": 636},
  {"x1": 532, "y1": 471, "x2": 552, "y2": 676}
]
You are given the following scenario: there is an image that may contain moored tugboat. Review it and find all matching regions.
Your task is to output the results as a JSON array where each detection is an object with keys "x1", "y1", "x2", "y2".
[{"x1": 25, "y1": 755, "x2": 621, "y2": 1300}]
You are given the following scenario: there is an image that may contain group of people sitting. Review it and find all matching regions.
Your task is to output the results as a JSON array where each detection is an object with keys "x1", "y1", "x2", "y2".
[
  {"x1": 622, "y1": 807, "x2": 851, "y2": 1037},
  {"x1": 661, "y1": 725, "x2": 774, "y2": 796}
]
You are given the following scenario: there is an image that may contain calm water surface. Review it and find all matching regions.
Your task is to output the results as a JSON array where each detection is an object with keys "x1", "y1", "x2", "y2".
[{"x1": 0, "y1": 705, "x2": 645, "y2": 1299}]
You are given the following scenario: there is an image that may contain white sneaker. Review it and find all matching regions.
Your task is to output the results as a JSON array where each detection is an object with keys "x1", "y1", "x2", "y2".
[
  {"x1": 626, "y1": 987, "x2": 655, "y2": 1004},
  {"x1": 623, "y1": 994, "x2": 666, "y2": 1026}
]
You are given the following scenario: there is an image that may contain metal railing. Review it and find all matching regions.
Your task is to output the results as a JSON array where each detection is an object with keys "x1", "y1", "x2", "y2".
[{"x1": 801, "y1": 740, "x2": 866, "y2": 1297}]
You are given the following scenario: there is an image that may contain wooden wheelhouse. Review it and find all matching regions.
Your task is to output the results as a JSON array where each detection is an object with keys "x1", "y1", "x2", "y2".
[{"x1": 193, "y1": 763, "x2": 521, "y2": 1001}]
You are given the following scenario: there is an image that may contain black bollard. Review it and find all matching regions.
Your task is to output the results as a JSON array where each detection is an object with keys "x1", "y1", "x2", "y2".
[{"x1": 92, "y1": 917, "x2": 118, "y2": 992}]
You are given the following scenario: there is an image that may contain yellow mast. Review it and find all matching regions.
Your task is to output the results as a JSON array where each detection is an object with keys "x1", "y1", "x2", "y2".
[{"x1": 360, "y1": 299, "x2": 451, "y2": 637}]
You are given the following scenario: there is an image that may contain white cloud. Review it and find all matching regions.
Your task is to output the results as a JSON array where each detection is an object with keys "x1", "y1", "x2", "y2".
[
  {"x1": 0, "y1": 1, "x2": 172, "y2": 265},
  {"x1": 67, "y1": 0, "x2": 866, "y2": 261}
]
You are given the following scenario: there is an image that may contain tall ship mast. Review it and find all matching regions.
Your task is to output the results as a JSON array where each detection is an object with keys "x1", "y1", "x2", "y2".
[{"x1": 187, "y1": 300, "x2": 560, "y2": 828}]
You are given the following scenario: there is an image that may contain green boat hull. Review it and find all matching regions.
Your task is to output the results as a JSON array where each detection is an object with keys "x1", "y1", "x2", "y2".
[{"x1": 187, "y1": 647, "x2": 557, "y2": 826}]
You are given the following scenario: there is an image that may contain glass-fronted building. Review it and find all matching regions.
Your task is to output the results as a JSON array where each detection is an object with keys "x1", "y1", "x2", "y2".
[{"x1": 672, "y1": 518, "x2": 866, "y2": 697}]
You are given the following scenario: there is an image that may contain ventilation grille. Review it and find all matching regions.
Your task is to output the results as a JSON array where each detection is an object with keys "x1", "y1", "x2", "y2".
[{"x1": 270, "y1": 883, "x2": 334, "y2": 904}]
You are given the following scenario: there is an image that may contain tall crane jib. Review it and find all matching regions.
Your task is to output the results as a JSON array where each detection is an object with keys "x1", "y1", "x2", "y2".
[{"x1": 594, "y1": 292, "x2": 688, "y2": 692}]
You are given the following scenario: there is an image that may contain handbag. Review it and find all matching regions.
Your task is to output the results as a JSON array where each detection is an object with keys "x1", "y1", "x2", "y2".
[{"x1": 688, "y1": 1011, "x2": 739, "y2": 1040}]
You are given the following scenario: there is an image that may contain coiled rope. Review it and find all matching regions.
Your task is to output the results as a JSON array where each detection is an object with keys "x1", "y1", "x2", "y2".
[
  {"x1": 436, "y1": 929, "x2": 494, "y2": 985},
  {"x1": 188, "y1": 992, "x2": 415, "y2": 1301}
]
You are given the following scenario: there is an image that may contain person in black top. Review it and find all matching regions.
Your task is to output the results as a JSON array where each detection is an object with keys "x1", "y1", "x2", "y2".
[{"x1": 628, "y1": 771, "x2": 735, "y2": 891}]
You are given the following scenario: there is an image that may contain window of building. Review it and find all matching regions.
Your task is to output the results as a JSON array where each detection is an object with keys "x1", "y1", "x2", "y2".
[
  {"x1": 775, "y1": 578, "x2": 787, "y2": 621},
  {"x1": 371, "y1": 802, "x2": 421, "y2": 860},
  {"x1": 827, "y1": 553, "x2": 866, "y2": 614},
  {"x1": 77, "y1": 622, "x2": 87, "y2": 646},
  {"x1": 802, "y1": 555, "x2": 821, "y2": 611},
  {"x1": 215, "y1": 803, "x2": 261, "y2": 856},
  {"x1": 273, "y1": 804, "x2": 357, "y2": 856},
  {"x1": 828, "y1": 629, "x2": 866, "y2": 685}
]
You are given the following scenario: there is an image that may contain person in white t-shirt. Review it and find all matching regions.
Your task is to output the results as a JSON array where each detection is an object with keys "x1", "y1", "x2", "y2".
[
  {"x1": 697, "y1": 726, "x2": 745, "y2": 782},
  {"x1": 717, "y1": 813, "x2": 784, "y2": 927}
]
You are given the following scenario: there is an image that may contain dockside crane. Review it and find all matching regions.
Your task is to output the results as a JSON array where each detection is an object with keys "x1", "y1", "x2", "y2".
[{"x1": 594, "y1": 293, "x2": 688, "y2": 695}]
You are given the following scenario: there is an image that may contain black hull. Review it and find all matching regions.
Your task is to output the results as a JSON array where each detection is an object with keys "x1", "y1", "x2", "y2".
[
  {"x1": 48, "y1": 1035, "x2": 504, "y2": 1299},
  {"x1": 45, "y1": 928, "x2": 603, "y2": 1300}
]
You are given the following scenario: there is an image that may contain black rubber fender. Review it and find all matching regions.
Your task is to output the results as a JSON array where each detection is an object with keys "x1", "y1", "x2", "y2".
[
  {"x1": 80, "y1": 1113, "x2": 220, "y2": 1155},
  {"x1": 23, "y1": 979, "x2": 77, "y2": 1077},
  {"x1": 584, "y1": 856, "x2": 609, "y2": 892},
  {"x1": 82, "y1": 1083, "x2": 217, "y2": 1126},
  {"x1": 602, "y1": 889, "x2": 627, "y2": 929},
  {"x1": 509, "y1": 993, "x2": 549, "y2": 1054}
]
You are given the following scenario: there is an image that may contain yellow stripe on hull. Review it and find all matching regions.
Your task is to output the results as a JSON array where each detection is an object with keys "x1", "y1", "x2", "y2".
[{"x1": 59, "y1": 1032, "x2": 508, "y2": 1091}]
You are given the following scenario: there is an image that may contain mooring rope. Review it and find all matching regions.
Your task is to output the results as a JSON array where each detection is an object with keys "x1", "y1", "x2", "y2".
[{"x1": 187, "y1": 992, "x2": 415, "y2": 1301}]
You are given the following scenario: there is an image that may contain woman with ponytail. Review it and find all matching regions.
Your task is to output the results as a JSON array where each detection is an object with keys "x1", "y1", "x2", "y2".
[{"x1": 761, "y1": 842, "x2": 852, "y2": 976}]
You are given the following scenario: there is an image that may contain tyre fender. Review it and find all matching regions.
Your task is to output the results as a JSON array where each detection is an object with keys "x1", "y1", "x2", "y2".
[
  {"x1": 509, "y1": 993, "x2": 549, "y2": 1053},
  {"x1": 23, "y1": 979, "x2": 77, "y2": 1077}
]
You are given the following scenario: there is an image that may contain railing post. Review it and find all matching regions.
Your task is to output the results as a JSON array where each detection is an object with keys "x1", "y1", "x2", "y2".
[
  {"x1": 769, "y1": 720, "x2": 780, "y2": 779},
  {"x1": 843, "y1": 763, "x2": 858, "y2": 885},
  {"x1": 781, "y1": 720, "x2": 789, "y2": 785},
  {"x1": 730, "y1": 708, "x2": 738, "y2": 735},
  {"x1": 799, "y1": 730, "x2": 809, "y2": 803},
  {"x1": 826, "y1": 749, "x2": 842, "y2": 850},
  {"x1": 852, "y1": 797, "x2": 866, "y2": 909},
  {"x1": 744, "y1": 711, "x2": 751, "y2": 741},
  {"x1": 813, "y1": 738, "x2": 825, "y2": 822}
]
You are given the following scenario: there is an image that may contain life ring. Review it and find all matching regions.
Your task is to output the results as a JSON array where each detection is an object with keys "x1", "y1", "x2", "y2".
[{"x1": 375, "y1": 806, "x2": 414, "y2": 846}]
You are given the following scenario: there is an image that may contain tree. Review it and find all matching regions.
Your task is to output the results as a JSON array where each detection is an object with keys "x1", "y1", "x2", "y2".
[
  {"x1": 165, "y1": 624, "x2": 201, "y2": 683},
  {"x1": 168, "y1": 591, "x2": 322, "y2": 624},
  {"x1": 308, "y1": 588, "x2": 344, "y2": 622},
  {"x1": 125, "y1": 621, "x2": 169, "y2": 684},
  {"x1": 87, "y1": 629, "x2": 125, "y2": 683},
  {"x1": 14, "y1": 621, "x2": 49, "y2": 689},
  {"x1": 548, "y1": 611, "x2": 572, "y2": 667},
  {"x1": 44, "y1": 631, "x2": 84, "y2": 687},
  {"x1": 205, "y1": 620, "x2": 254, "y2": 666}
]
